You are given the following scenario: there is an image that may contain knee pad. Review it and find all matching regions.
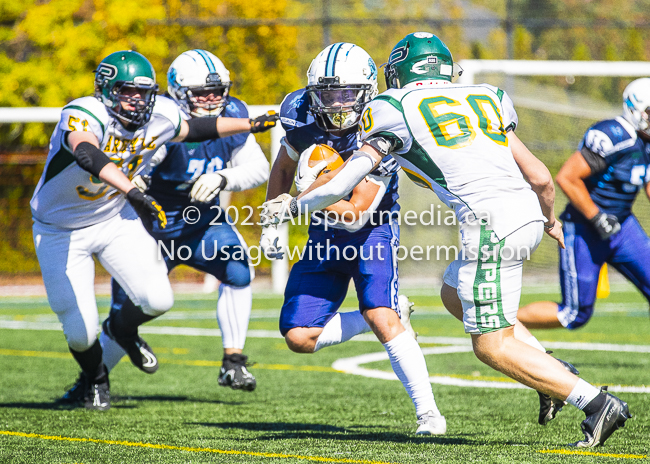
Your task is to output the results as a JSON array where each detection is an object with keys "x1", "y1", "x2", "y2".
[
  {"x1": 136, "y1": 282, "x2": 174, "y2": 316},
  {"x1": 220, "y1": 253, "x2": 252, "y2": 288}
]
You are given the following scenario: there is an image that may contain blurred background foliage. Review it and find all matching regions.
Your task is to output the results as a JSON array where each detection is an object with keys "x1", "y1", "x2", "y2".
[{"x1": 1, "y1": 0, "x2": 650, "y2": 279}]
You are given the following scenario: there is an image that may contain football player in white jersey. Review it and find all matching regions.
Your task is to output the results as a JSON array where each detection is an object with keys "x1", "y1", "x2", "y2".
[
  {"x1": 31, "y1": 50, "x2": 278, "y2": 411},
  {"x1": 262, "y1": 33, "x2": 630, "y2": 447}
]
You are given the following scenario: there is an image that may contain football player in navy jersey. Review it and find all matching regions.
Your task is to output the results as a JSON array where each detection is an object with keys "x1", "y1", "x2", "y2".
[
  {"x1": 100, "y1": 49, "x2": 271, "y2": 391},
  {"x1": 519, "y1": 78, "x2": 650, "y2": 331},
  {"x1": 261, "y1": 43, "x2": 446, "y2": 435}
]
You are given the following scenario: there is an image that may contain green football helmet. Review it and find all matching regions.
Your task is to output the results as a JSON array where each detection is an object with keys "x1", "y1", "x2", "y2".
[
  {"x1": 384, "y1": 32, "x2": 456, "y2": 89},
  {"x1": 94, "y1": 50, "x2": 159, "y2": 130}
]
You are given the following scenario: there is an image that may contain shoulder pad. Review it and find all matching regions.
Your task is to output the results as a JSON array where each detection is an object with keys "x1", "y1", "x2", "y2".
[
  {"x1": 223, "y1": 97, "x2": 249, "y2": 118},
  {"x1": 583, "y1": 118, "x2": 636, "y2": 157},
  {"x1": 152, "y1": 95, "x2": 182, "y2": 130},
  {"x1": 63, "y1": 96, "x2": 109, "y2": 124},
  {"x1": 280, "y1": 89, "x2": 311, "y2": 129}
]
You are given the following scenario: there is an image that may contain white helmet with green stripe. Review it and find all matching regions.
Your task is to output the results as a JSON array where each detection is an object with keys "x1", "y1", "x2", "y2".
[
  {"x1": 167, "y1": 49, "x2": 232, "y2": 118},
  {"x1": 306, "y1": 43, "x2": 378, "y2": 132}
]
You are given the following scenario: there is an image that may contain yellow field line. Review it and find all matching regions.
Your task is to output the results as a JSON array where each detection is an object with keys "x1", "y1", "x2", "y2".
[
  {"x1": 0, "y1": 348, "x2": 338, "y2": 373},
  {"x1": 538, "y1": 449, "x2": 648, "y2": 459},
  {"x1": 0, "y1": 430, "x2": 395, "y2": 464},
  {"x1": 0, "y1": 348, "x2": 69, "y2": 359}
]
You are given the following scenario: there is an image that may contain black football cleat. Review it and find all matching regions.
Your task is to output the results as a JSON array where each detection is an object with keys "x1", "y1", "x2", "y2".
[
  {"x1": 102, "y1": 318, "x2": 158, "y2": 374},
  {"x1": 572, "y1": 392, "x2": 631, "y2": 447},
  {"x1": 218, "y1": 353, "x2": 257, "y2": 391},
  {"x1": 83, "y1": 376, "x2": 110, "y2": 411},
  {"x1": 55, "y1": 372, "x2": 88, "y2": 407},
  {"x1": 538, "y1": 354, "x2": 580, "y2": 426}
]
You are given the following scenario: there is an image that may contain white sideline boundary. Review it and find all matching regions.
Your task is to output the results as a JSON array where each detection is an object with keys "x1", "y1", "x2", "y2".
[{"x1": 2, "y1": 321, "x2": 649, "y2": 392}]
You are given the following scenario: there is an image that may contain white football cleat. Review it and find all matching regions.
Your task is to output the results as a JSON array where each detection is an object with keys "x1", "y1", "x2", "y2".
[
  {"x1": 398, "y1": 295, "x2": 418, "y2": 340},
  {"x1": 415, "y1": 410, "x2": 447, "y2": 435}
]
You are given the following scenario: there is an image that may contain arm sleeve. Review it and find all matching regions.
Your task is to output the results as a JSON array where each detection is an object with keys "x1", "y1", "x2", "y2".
[
  {"x1": 219, "y1": 134, "x2": 270, "y2": 191},
  {"x1": 580, "y1": 146, "x2": 607, "y2": 174},
  {"x1": 296, "y1": 151, "x2": 377, "y2": 212}
]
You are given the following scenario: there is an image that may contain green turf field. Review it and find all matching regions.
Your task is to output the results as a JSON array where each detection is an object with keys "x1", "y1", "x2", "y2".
[{"x1": 0, "y1": 286, "x2": 649, "y2": 463}]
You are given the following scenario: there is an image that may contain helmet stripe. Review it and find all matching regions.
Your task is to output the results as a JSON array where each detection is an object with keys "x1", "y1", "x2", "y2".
[
  {"x1": 325, "y1": 42, "x2": 345, "y2": 77},
  {"x1": 194, "y1": 49, "x2": 216, "y2": 73}
]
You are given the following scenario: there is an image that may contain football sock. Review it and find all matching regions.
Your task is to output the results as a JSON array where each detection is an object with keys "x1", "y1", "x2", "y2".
[
  {"x1": 383, "y1": 331, "x2": 440, "y2": 417},
  {"x1": 217, "y1": 284, "x2": 252, "y2": 350},
  {"x1": 314, "y1": 311, "x2": 372, "y2": 352},
  {"x1": 523, "y1": 335, "x2": 546, "y2": 353},
  {"x1": 70, "y1": 339, "x2": 105, "y2": 380},
  {"x1": 99, "y1": 331, "x2": 126, "y2": 372},
  {"x1": 566, "y1": 379, "x2": 602, "y2": 410},
  {"x1": 110, "y1": 298, "x2": 156, "y2": 338}
]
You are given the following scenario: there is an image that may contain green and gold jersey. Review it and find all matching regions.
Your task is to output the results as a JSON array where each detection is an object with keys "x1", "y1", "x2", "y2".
[
  {"x1": 360, "y1": 81, "x2": 545, "y2": 240},
  {"x1": 31, "y1": 96, "x2": 182, "y2": 229}
]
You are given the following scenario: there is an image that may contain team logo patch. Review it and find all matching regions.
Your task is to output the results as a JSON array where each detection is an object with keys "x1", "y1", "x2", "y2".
[
  {"x1": 389, "y1": 44, "x2": 409, "y2": 65},
  {"x1": 96, "y1": 63, "x2": 118, "y2": 79},
  {"x1": 411, "y1": 57, "x2": 437, "y2": 75},
  {"x1": 368, "y1": 58, "x2": 377, "y2": 80}
]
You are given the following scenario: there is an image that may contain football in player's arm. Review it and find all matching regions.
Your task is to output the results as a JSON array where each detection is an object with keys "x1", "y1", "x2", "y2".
[
  {"x1": 102, "y1": 49, "x2": 268, "y2": 392},
  {"x1": 263, "y1": 33, "x2": 630, "y2": 447},
  {"x1": 518, "y1": 78, "x2": 650, "y2": 331},
  {"x1": 30, "y1": 50, "x2": 277, "y2": 411},
  {"x1": 261, "y1": 42, "x2": 446, "y2": 436}
]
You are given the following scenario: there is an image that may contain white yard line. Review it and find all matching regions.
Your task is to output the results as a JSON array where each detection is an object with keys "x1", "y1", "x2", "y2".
[{"x1": 2, "y1": 321, "x2": 649, "y2": 392}]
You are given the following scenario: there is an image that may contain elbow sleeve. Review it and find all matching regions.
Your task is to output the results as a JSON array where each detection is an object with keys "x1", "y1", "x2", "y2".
[
  {"x1": 185, "y1": 117, "x2": 220, "y2": 143},
  {"x1": 73, "y1": 142, "x2": 112, "y2": 177}
]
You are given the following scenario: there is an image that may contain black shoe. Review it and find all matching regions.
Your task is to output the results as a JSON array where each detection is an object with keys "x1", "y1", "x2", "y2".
[
  {"x1": 102, "y1": 317, "x2": 158, "y2": 374},
  {"x1": 572, "y1": 392, "x2": 631, "y2": 447},
  {"x1": 538, "y1": 353, "x2": 580, "y2": 426},
  {"x1": 218, "y1": 354, "x2": 256, "y2": 391},
  {"x1": 55, "y1": 372, "x2": 88, "y2": 406},
  {"x1": 83, "y1": 376, "x2": 110, "y2": 411}
]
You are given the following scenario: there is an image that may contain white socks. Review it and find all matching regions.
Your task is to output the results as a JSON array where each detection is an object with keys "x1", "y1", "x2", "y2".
[
  {"x1": 314, "y1": 311, "x2": 372, "y2": 352},
  {"x1": 100, "y1": 330, "x2": 126, "y2": 372},
  {"x1": 383, "y1": 331, "x2": 440, "y2": 417},
  {"x1": 566, "y1": 379, "x2": 602, "y2": 410},
  {"x1": 217, "y1": 284, "x2": 252, "y2": 350}
]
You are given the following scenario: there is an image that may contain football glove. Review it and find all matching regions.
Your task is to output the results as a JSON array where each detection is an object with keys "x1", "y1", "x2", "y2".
[
  {"x1": 250, "y1": 110, "x2": 279, "y2": 133},
  {"x1": 190, "y1": 172, "x2": 227, "y2": 203},
  {"x1": 260, "y1": 224, "x2": 284, "y2": 260},
  {"x1": 260, "y1": 193, "x2": 295, "y2": 226},
  {"x1": 126, "y1": 188, "x2": 167, "y2": 231},
  {"x1": 131, "y1": 174, "x2": 151, "y2": 193},
  {"x1": 589, "y1": 211, "x2": 621, "y2": 240},
  {"x1": 295, "y1": 144, "x2": 328, "y2": 193}
]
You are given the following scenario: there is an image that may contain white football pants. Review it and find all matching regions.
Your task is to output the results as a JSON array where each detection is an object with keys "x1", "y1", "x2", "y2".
[{"x1": 33, "y1": 208, "x2": 173, "y2": 352}]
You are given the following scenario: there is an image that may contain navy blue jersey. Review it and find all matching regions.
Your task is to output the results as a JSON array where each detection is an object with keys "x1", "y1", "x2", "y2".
[
  {"x1": 562, "y1": 117, "x2": 650, "y2": 223},
  {"x1": 146, "y1": 97, "x2": 249, "y2": 239},
  {"x1": 280, "y1": 89, "x2": 400, "y2": 231}
]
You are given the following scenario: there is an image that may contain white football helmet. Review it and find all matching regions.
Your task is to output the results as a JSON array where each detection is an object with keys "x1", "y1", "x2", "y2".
[
  {"x1": 306, "y1": 43, "x2": 378, "y2": 132},
  {"x1": 623, "y1": 78, "x2": 650, "y2": 137},
  {"x1": 167, "y1": 49, "x2": 231, "y2": 118}
]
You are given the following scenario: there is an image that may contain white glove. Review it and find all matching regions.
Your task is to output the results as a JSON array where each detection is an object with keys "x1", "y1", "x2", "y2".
[
  {"x1": 259, "y1": 224, "x2": 284, "y2": 260},
  {"x1": 260, "y1": 193, "x2": 294, "y2": 226},
  {"x1": 295, "y1": 144, "x2": 328, "y2": 193},
  {"x1": 131, "y1": 174, "x2": 150, "y2": 193},
  {"x1": 190, "y1": 172, "x2": 227, "y2": 203}
]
